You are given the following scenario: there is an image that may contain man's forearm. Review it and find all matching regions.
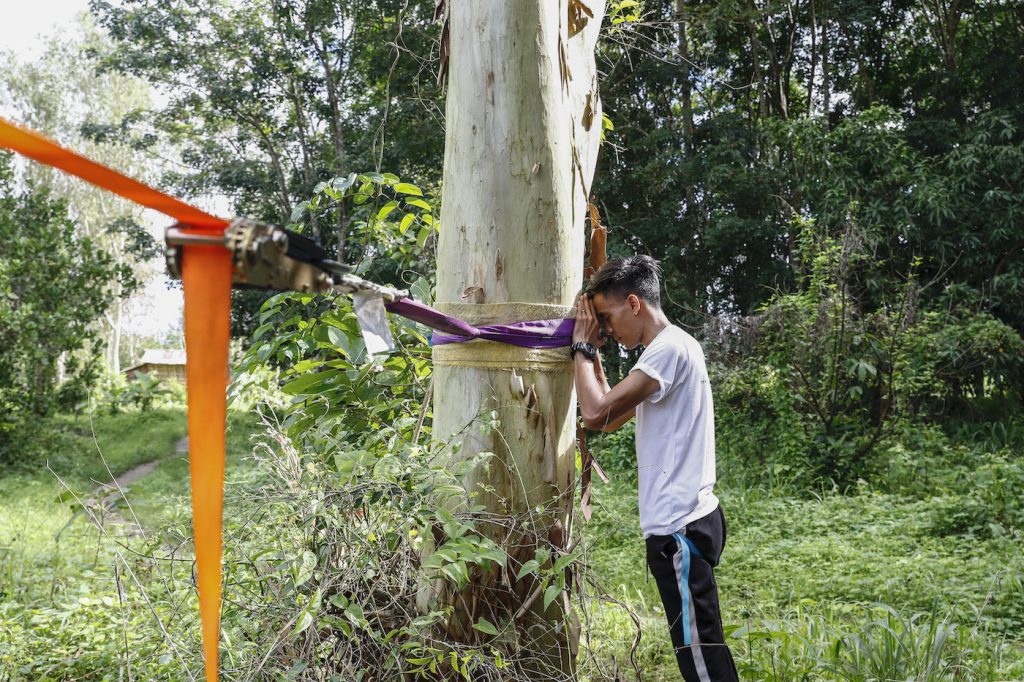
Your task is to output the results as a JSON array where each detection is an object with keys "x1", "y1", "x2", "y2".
[
  {"x1": 574, "y1": 354, "x2": 608, "y2": 420},
  {"x1": 594, "y1": 354, "x2": 611, "y2": 393}
]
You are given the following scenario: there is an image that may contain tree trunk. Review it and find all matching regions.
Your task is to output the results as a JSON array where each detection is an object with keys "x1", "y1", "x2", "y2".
[
  {"x1": 425, "y1": 0, "x2": 604, "y2": 674},
  {"x1": 747, "y1": 14, "x2": 768, "y2": 120},
  {"x1": 107, "y1": 299, "x2": 122, "y2": 374},
  {"x1": 821, "y1": 0, "x2": 831, "y2": 125},
  {"x1": 307, "y1": 16, "x2": 350, "y2": 257},
  {"x1": 675, "y1": 0, "x2": 696, "y2": 157},
  {"x1": 808, "y1": 0, "x2": 817, "y2": 114}
]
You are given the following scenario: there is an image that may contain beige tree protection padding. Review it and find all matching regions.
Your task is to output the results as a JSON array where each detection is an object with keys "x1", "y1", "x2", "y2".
[{"x1": 424, "y1": 0, "x2": 605, "y2": 673}]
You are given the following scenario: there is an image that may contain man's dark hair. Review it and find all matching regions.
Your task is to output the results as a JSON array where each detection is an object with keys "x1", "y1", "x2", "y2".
[{"x1": 588, "y1": 255, "x2": 662, "y2": 308}]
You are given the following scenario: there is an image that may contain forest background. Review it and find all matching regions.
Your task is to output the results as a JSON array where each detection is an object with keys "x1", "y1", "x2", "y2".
[{"x1": 1, "y1": 0, "x2": 1022, "y2": 680}]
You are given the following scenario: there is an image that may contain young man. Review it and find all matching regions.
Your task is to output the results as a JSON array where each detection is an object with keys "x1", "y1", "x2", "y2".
[{"x1": 572, "y1": 255, "x2": 738, "y2": 682}]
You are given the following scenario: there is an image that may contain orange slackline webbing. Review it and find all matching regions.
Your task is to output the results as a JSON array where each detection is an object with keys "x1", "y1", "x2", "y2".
[
  {"x1": 182, "y1": 246, "x2": 232, "y2": 682},
  {"x1": 0, "y1": 117, "x2": 230, "y2": 681},
  {"x1": 0, "y1": 117, "x2": 228, "y2": 231}
]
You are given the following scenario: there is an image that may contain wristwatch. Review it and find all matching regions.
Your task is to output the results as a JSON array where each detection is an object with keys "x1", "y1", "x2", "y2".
[{"x1": 570, "y1": 341, "x2": 598, "y2": 361}]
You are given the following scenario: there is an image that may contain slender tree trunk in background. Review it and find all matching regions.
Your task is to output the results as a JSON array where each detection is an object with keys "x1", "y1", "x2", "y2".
[
  {"x1": 808, "y1": 0, "x2": 817, "y2": 114},
  {"x1": 675, "y1": 0, "x2": 695, "y2": 157},
  {"x1": 676, "y1": 0, "x2": 702, "y2": 302},
  {"x1": 922, "y1": 0, "x2": 965, "y2": 127},
  {"x1": 821, "y1": 0, "x2": 831, "y2": 125},
  {"x1": 107, "y1": 298, "x2": 122, "y2": 374},
  {"x1": 309, "y1": 19, "x2": 349, "y2": 256},
  {"x1": 251, "y1": 122, "x2": 294, "y2": 220},
  {"x1": 289, "y1": 77, "x2": 321, "y2": 240},
  {"x1": 747, "y1": 14, "x2": 768, "y2": 120},
  {"x1": 425, "y1": 0, "x2": 604, "y2": 673}
]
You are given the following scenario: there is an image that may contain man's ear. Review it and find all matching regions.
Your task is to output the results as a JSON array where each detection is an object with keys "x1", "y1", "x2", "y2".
[{"x1": 628, "y1": 293, "x2": 642, "y2": 315}]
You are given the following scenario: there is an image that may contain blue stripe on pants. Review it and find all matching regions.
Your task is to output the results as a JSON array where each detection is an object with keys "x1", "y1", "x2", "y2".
[{"x1": 671, "y1": 532, "x2": 692, "y2": 645}]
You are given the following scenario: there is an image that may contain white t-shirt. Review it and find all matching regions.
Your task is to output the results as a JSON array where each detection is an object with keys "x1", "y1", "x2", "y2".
[{"x1": 629, "y1": 325, "x2": 719, "y2": 537}]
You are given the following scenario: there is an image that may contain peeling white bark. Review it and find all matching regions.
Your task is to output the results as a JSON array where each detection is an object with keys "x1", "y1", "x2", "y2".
[{"x1": 428, "y1": 0, "x2": 605, "y2": 669}]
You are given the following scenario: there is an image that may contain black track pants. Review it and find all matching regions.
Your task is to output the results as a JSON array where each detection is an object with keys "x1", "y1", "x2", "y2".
[{"x1": 645, "y1": 506, "x2": 739, "y2": 682}]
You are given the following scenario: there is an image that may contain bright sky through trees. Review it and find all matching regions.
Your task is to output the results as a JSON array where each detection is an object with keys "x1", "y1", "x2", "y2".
[
  {"x1": 0, "y1": 1, "x2": 91, "y2": 60},
  {"x1": 2, "y1": 1, "x2": 188, "y2": 341}
]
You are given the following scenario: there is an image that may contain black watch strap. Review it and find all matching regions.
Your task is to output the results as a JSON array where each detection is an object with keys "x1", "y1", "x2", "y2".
[{"x1": 570, "y1": 341, "x2": 598, "y2": 361}]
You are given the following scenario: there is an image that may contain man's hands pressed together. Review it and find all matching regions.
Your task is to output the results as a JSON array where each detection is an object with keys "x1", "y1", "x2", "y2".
[{"x1": 572, "y1": 292, "x2": 604, "y2": 347}]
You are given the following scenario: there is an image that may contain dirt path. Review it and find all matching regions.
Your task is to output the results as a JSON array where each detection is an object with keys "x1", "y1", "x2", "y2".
[
  {"x1": 61, "y1": 436, "x2": 189, "y2": 540},
  {"x1": 106, "y1": 435, "x2": 189, "y2": 489}
]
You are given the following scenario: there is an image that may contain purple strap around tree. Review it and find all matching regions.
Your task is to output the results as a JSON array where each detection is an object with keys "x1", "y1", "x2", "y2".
[{"x1": 384, "y1": 297, "x2": 575, "y2": 348}]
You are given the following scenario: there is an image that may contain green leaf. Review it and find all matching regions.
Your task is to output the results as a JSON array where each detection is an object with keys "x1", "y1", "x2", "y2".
[
  {"x1": 543, "y1": 584, "x2": 561, "y2": 611},
  {"x1": 410, "y1": 277, "x2": 433, "y2": 306},
  {"x1": 292, "y1": 611, "x2": 314, "y2": 637},
  {"x1": 252, "y1": 322, "x2": 275, "y2": 341},
  {"x1": 282, "y1": 370, "x2": 337, "y2": 395},
  {"x1": 332, "y1": 173, "x2": 357, "y2": 192},
  {"x1": 326, "y1": 326, "x2": 351, "y2": 354},
  {"x1": 472, "y1": 618, "x2": 499, "y2": 636},
  {"x1": 399, "y1": 213, "x2": 416, "y2": 234},
  {"x1": 551, "y1": 549, "x2": 580, "y2": 573},
  {"x1": 295, "y1": 550, "x2": 317, "y2": 586},
  {"x1": 394, "y1": 182, "x2": 423, "y2": 196},
  {"x1": 516, "y1": 559, "x2": 540, "y2": 580},
  {"x1": 345, "y1": 602, "x2": 368, "y2": 629},
  {"x1": 405, "y1": 198, "x2": 431, "y2": 211},
  {"x1": 377, "y1": 200, "x2": 399, "y2": 221},
  {"x1": 417, "y1": 225, "x2": 432, "y2": 248},
  {"x1": 441, "y1": 561, "x2": 470, "y2": 588},
  {"x1": 289, "y1": 201, "x2": 309, "y2": 222}
]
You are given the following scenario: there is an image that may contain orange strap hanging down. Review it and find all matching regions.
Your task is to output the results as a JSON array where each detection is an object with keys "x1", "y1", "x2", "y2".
[{"x1": 0, "y1": 117, "x2": 230, "y2": 681}]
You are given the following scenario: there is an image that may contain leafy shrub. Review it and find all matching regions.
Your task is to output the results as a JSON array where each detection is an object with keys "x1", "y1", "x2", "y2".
[
  {"x1": 706, "y1": 215, "x2": 1024, "y2": 492},
  {"x1": 704, "y1": 221, "x2": 914, "y2": 488},
  {"x1": 712, "y1": 361, "x2": 816, "y2": 491},
  {"x1": 94, "y1": 372, "x2": 182, "y2": 414},
  {"x1": 929, "y1": 454, "x2": 1024, "y2": 539},
  {"x1": 0, "y1": 155, "x2": 125, "y2": 457},
  {"x1": 898, "y1": 307, "x2": 1024, "y2": 417}
]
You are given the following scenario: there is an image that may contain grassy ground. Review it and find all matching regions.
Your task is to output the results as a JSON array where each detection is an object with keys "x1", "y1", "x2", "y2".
[
  {"x1": 2, "y1": 408, "x2": 1022, "y2": 680},
  {"x1": 581, "y1": 475, "x2": 1024, "y2": 680},
  {"x1": 0, "y1": 410, "x2": 187, "y2": 604},
  {"x1": 0, "y1": 408, "x2": 259, "y2": 680}
]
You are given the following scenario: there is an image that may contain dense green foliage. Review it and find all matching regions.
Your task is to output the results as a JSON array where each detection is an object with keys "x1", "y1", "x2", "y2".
[
  {"x1": 0, "y1": 154, "x2": 129, "y2": 455},
  {"x1": 89, "y1": 0, "x2": 445, "y2": 335},
  {"x1": 595, "y1": 0, "x2": 1024, "y2": 330}
]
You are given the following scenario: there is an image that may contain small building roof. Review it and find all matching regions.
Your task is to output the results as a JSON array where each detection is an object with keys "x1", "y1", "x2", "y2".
[
  {"x1": 137, "y1": 349, "x2": 187, "y2": 366},
  {"x1": 123, "y1": 349, "x2": 187, "y2": 374}
]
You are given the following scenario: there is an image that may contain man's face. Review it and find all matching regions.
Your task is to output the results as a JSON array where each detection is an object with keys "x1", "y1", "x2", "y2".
[{"x1": 591, "y1": 291, "x2": 643, "y2": 349}]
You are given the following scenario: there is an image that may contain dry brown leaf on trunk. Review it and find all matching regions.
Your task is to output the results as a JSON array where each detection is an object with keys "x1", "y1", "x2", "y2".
[
  {"x1": 435, "y1": 0, "x2": 449, "y2": 88},
  {"x1": 584, "y1": 197, "x2": 608, "y2": 279},
  {"x1": 568, "y1": 0, "x2": 594, "y2": 38}
]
